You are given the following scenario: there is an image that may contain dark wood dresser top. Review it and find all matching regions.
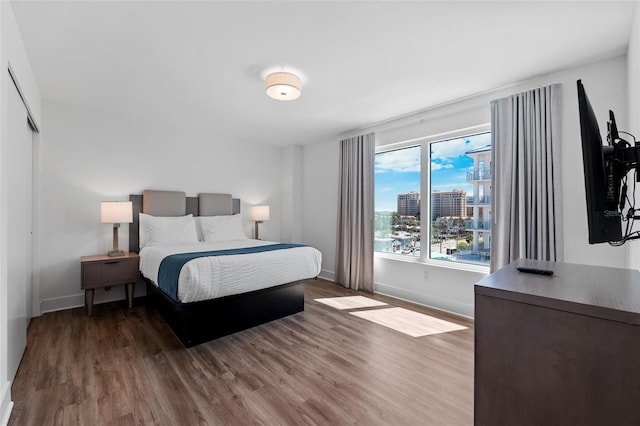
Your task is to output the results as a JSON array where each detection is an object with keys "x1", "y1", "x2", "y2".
[{"x1": 475, "y1": 258, "x2": 640, "y2": 325}]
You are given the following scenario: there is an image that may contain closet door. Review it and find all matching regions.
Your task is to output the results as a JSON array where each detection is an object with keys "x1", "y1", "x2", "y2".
[{"x1": 6, "y1": 76, "x2": 33, "y2": 381}]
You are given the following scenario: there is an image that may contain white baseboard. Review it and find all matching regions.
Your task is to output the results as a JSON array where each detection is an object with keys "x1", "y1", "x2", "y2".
[
  {"x1": 40, "y1": 293, "x2": 84, "y2": 313},
  {"x1": 41, "y1": 282, "x2": 147, "y2": 314},
  {"x1": 318, "y1": 269, "x2": 335, "y2": 282},
  {"x1": 0, "y1": 381, "x2": 13, "y2": 426},
  {"x1": 374, "y1": 282, "x2": 474, "y2": 318}
]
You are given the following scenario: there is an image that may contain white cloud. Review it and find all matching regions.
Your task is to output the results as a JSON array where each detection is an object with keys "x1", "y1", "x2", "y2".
[
  {"x1": 431, "y1": 162, "x2": 455, "y2": 171},
  {"x1": 431, "y1": 133, "x2": 491, "y2": 161},
  {"x1": 375, "y1": 147, "x2": 420, "y2": 173},
  {"x1": 375, "y1": 133, "x2": 490, "y2": 173}
]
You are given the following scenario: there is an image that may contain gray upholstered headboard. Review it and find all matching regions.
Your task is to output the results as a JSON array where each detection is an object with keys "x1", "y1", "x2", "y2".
[
  {"x1": 143, "y1": 190, "x2": 187, "y2": 216},
  {"x1": 129, "y1": 190, "x2": 240, "y2": 253},
  {"x1": 199, "y1": 193, "x2": 232, "y2": 216}
]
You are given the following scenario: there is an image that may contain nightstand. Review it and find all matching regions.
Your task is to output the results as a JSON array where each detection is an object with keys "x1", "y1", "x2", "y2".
[{"x1": 81, "y1": 252, "x2": 140, "y2": 316}]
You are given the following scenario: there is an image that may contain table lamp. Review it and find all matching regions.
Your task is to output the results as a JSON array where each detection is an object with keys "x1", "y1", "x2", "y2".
[
  {"x1": 251, "y1": 205, "x2": 270, "y2": 240},
  {"x1": 101, "y1": 201, "x2": 133, "y2": 256}
]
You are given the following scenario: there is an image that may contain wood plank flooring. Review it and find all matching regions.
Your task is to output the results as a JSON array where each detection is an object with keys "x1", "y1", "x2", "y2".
[{"x1": 9, "y1": 279, "x2": 474, "y2": 425}]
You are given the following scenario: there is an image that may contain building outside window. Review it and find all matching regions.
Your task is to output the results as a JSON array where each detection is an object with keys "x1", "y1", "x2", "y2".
[
  {"x1": 397, "y1": 192, "x2": 420, "y2": 218},
  {"x1": 375, "y1": 131, "x2": 491, "y2": 267},
  {"x1": 431, "y1": 190, "x2": 467, "y2": 218},
  {"x1": 463, "y1": 145, "x2": 492, "y2": 262}
]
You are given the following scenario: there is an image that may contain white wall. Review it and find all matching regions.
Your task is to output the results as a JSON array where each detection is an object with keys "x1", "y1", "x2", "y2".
[
  {"x1": 627, "y1": 4, "x2": 640, "y2": 271},
  {"x1": 302, "y1": 140, "x2": 339, "y2": 280},
  {"x1": 38, "y1": 101, "x2": 283, "y2": 312},
  {"x1": 0, "y1": 2, "x2": 42, "y2": 423},
  {"x1": 301, "y1": 56, "x2": 629, "y2": 318},
  {"x1": 280, "y1": 145, "x2": 303, "y2": 243}
]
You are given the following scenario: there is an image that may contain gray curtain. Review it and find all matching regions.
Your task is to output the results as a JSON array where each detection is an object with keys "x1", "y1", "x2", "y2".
[
  {"x1": 490, "y1": 84, "x2": 563, "y2": 272},
  {"x1": 336, "y1": 133, "x2": 375, "y2": 292}
]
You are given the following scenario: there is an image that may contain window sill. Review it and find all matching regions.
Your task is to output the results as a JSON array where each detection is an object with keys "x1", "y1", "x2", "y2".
[{"x1": 374, "y1": 251, "x2": 490, "y2": 275}]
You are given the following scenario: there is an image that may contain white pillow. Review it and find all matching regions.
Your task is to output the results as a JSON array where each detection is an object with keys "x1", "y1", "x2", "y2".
[
  {"x1": 139, "y1": 213, "x2": 199, "y2": 248},
  {"x1": 196, "y1": 214, "x2": 247, "y2": 242}
]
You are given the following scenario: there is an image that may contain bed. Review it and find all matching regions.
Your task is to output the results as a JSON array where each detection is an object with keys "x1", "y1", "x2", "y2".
[{"x1": 129, "y1": 190, "x2": 322, "y2": 347}]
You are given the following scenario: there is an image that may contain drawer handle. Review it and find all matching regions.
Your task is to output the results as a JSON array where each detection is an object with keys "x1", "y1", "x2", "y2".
[{"x1": 104, "y1": 261, "x2": 120, "y2": 265}]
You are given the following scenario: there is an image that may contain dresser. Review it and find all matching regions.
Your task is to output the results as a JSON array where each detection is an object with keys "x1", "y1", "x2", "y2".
[{"x1": 475, "y1": 258, "x2": 640, "y2": 425}]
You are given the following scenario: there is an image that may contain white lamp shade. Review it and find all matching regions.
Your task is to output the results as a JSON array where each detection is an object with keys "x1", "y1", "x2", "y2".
[
  {"x1": 251, "y1": 205, "x2": 270, "y2": 222},
  {"x1": 101, "y1": 201, "x2": 133, "y2": 224},
  {"x1": 265, "y1": 72, "x2": 301, "y2": 101}
]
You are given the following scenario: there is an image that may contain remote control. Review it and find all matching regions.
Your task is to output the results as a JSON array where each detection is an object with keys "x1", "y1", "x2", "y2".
[{"x1": 516, "y1": 266, "x2": 554, "y2": 276}]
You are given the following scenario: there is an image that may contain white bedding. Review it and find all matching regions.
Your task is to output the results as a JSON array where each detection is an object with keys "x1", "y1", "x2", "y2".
[{"x1": 139, "y1": 239, "x2": 322, "y2": 303}]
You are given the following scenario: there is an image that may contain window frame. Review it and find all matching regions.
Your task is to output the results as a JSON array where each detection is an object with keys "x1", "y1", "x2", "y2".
[{"x1": 375, "y1": 123, "x2": 491, "y2": 273}]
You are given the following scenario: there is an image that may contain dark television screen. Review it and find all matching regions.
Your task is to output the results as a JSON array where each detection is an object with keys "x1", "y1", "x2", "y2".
[{"x1": 577, "y1": 79, "x2": 622, "y2": 244}]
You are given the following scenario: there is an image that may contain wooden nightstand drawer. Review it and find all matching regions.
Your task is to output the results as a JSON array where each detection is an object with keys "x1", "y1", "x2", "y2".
[
  {"x1": 81, "y1": 258, "x2": 139, "y2": 289},
  {"x1": 80, "y1": 253, "x2": 140, "y2": 315}
]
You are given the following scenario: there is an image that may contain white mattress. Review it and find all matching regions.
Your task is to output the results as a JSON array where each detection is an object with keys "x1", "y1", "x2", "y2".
[{"x1": 139, "y1": 239, "x2": 322, "y2": 303}]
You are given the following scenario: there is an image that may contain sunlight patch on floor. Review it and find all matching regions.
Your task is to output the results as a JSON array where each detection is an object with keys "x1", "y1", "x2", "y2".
[
  {"x1": 351, "y1": 307, "x2": 467, "y2": 337},
  {"x1": 314, "y1": 296, "x2": 388, "y2": 310}
]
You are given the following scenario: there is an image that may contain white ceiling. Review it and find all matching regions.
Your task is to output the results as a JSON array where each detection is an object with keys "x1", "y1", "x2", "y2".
[{"x1": 11, "y1": 1, "x2": 637, "y2": 147}]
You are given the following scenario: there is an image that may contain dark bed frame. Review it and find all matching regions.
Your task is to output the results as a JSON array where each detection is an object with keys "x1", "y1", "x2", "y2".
[{"x1": 129, "y1": 190, "x2": 304, "y2": 347}]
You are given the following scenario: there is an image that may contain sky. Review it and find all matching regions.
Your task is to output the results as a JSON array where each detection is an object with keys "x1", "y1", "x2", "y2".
[{"x1": 375, "y1": 132, "x2": 492, "y2": 212}]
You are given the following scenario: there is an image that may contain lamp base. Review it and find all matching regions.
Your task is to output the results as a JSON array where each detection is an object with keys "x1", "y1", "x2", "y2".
[{"x1": 109, "y1": 225, "x2": 125, "y2": 257}]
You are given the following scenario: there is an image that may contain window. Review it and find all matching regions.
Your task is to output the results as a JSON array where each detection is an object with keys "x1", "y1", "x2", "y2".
[
  {"x1": 430, "y1": 133, "x2": 492, "y2": 266},
  {"x1": 374, "y1": 146, "x2": 421, "y2": 257},
  {"x1": 375, "y1": 131, "x2": 492, "y2": 267}
]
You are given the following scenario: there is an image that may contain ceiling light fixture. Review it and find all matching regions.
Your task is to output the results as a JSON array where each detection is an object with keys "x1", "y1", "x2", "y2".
[{"x1": 265, "y1": 71, "x2": 302, "y2": 101}]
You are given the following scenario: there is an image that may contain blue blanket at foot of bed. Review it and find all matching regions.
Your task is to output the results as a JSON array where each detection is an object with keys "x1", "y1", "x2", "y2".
[{"x1": 157, "y1": 243, "x2": 306, "y2": 302}]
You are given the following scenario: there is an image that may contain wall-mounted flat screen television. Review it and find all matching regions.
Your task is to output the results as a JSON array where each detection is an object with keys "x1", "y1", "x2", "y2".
[{"x1": 577, "y1": 79, "x2": 623, "y2": 244}]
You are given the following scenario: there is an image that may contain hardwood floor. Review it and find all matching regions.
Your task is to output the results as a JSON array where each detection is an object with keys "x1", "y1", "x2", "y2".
[{"x1": 9, "y1": 279, "x2": 474, "y2": 425}]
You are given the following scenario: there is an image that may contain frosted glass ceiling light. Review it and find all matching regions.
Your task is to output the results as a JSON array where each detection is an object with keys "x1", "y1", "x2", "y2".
[{"x1": 265, "y1": 72, "x2": 302, "y2": 101}]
